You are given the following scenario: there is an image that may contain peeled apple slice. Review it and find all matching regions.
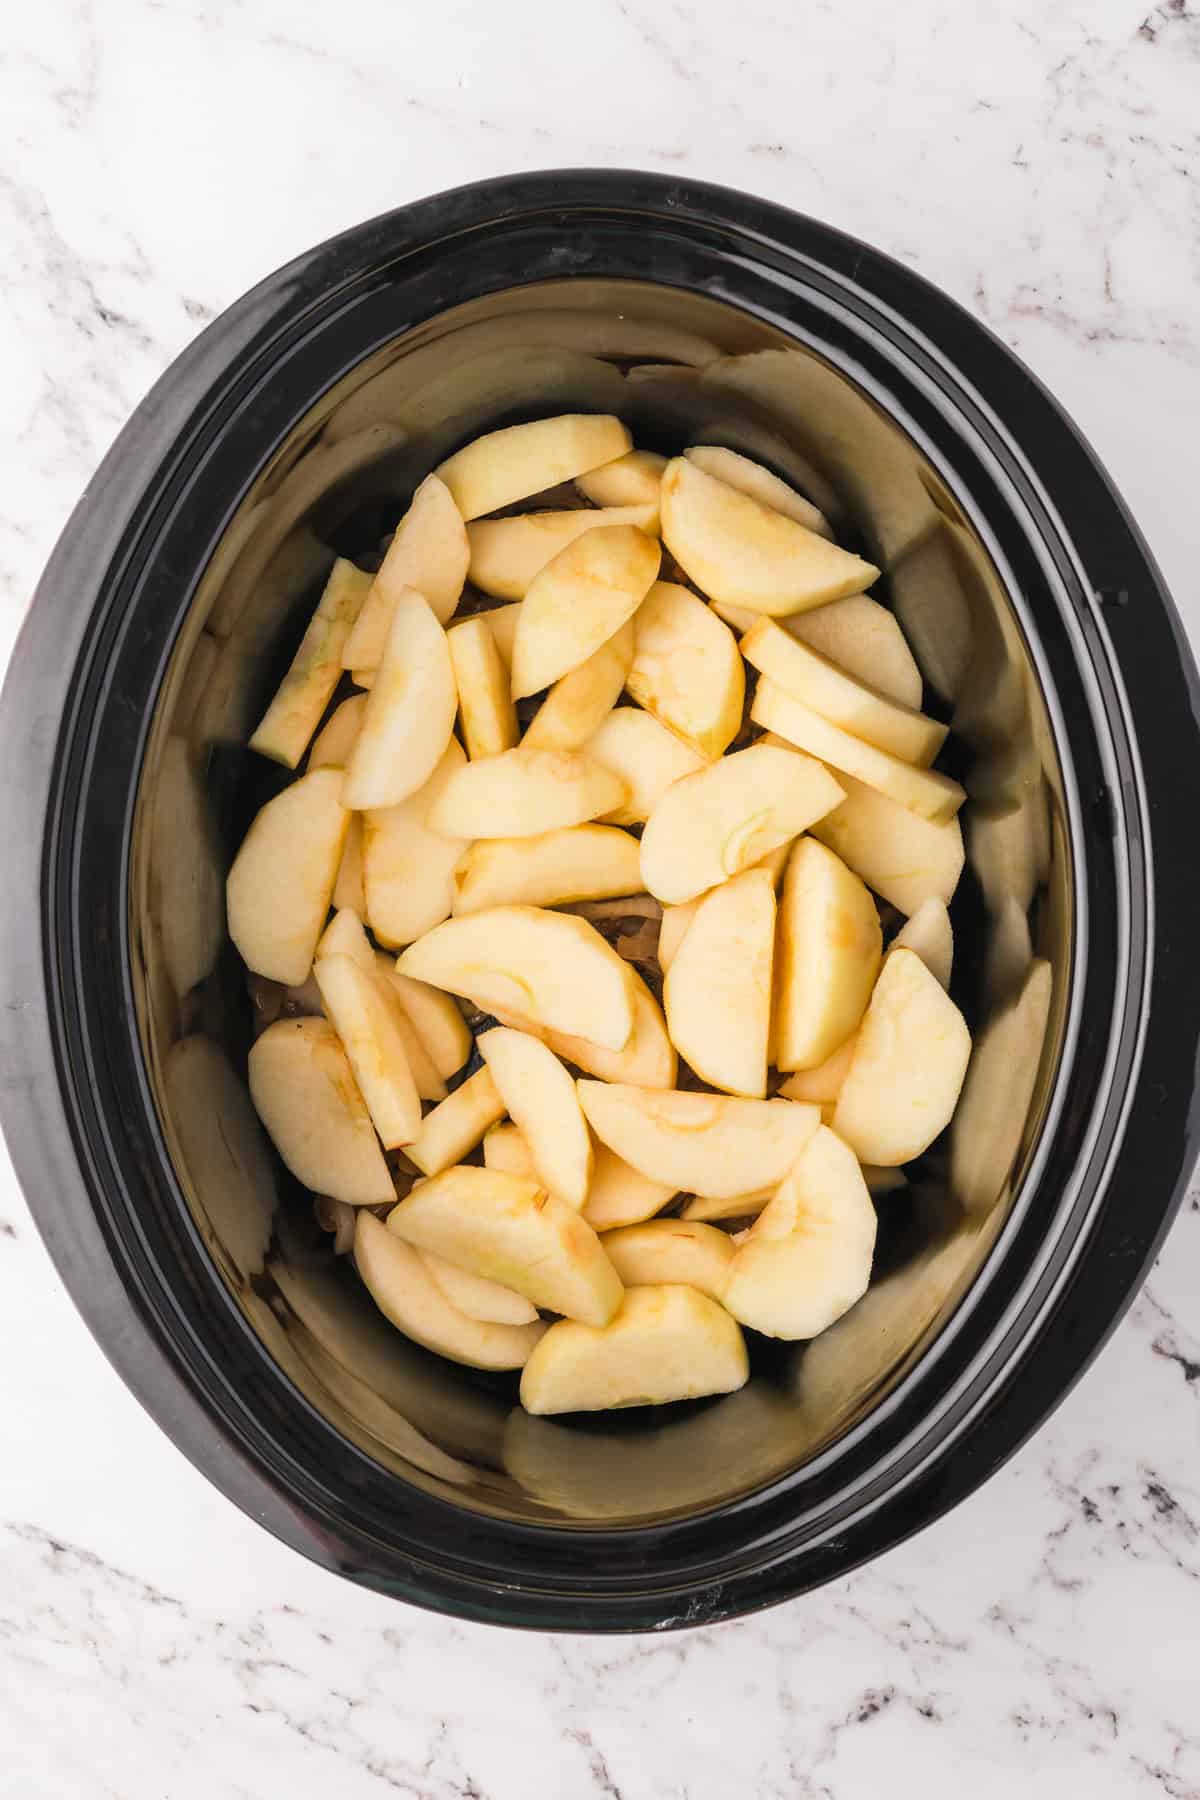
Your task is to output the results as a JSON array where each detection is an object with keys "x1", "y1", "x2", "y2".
[
  {"x1": 428, "y1": 747, "x2": 627, "y2": 840},
  {"x1": 362, "y1": 739, "x2": 469, "y2": 948},
  {"x1": 343, "y1": 589, "x2": 457, "y2": 809},
  {"x1": 308, "y1": 693, "x2": 367, "y2": 769},
  {"x1": 397, "y1": 906, "x2": 636, "y2": 1053},
  {"x1": 519, "y1": 1285, "x2": 748, "y2": 1415},
  {"x1": 342, "y1": 476, "x2": 468, "y2": 669},
  {"x1": 582, "y1": 1145, "x2": 676, "y2": 1232},
  {"x1": 540, "y1": 969, "x2": 676, "y2": 1091},
  {"x1": 660, "y1": 456, "x2": 878, "y2": 616},
  {"x1": 783, "y1": 595, "x2": 923, "y2": 710},
  {"x1": 387, "y1": 1165, "x2": 623, "y2": 1327},
  {"x1": 810, "y1": 772, "x2": 965, "y2": 917},
  {"x1": 625, "y1": 580, "x2": 745, "y2": 758},
  {"x1": 510, "y1": 524, "x2": 660, "y2": 700},
  {"x1": 774, "y1": 838, "x2": 882, "y2": 1072},
  {"x1": 481, "y1": 602, "x2": 522, "y2": 669},
  {"x1": 522, "y1": 622, "x2": 635, "y2": 751},
  {"x1": 436, "y1": 414, "x2": 632, "y2": 521},
  {"x1": 314, "y1": 909, "x2": 445, "y2": 1100},
  {"x1": 416, "y1": 1248, "x2": 539, "y2": 1326},
  {"x1": 663, "y1": 867, "x2": 776, "y2": 1097},
  {"x1": 227, "y1": 767, "x2": 348, "y2": 984},
  {"x1": 356, "y1": 1213, "x2": 545, "y2": 1371},
  {"x1": 249, "y1": 560, "x2": 372, "y2": 767},
  {"x1": 387, "y1": 972, "x2": 471, "y2": 1081},
  {"x1": 834, "y1": 948, "x2": 972, "y2": 1164},
  {"x1": 578, "y1": 1082, "x2": 820, "y2": 1200},
  {"x1": 407, "y1": 1067, "x2": 506, "y2": 1177},
  {"x1": 893, "y1": 897, "x2": 954, "y2": 990},
  {"x1": 584, "y1": 707, "x2": 708, "y2": 827},
  {"x1": 453, "y1": 825, "x2": 642, "y2": 915},
  {"x1": 447, "y1": 615, "x2": 518, "y2": 758},
  {"x1": 312, "y1": 952, "x2": 422, "y2": 1148},
  {"x1": 467, "y1": 504, "x2": 659, "y2": 599},
  {"x1": 248, "y1": 1016, "x2": 394, "y2": 1205},
  {"x1": 722, "y1": 1126, "x2": 877, "y2": 1339},
  {"x1": 482, "y1": 1123, "x2": 538, "y2": 1179},
  {"x1": 600, "y1": 1220, "x2": 735, "y2": 1300},
  {"x1": 478, "y1": 1027, "x2": 594, "y2": 1210},
  {"x1": 685, "y1": 445, "x2": 831, "y2": 538},
  {"x1": 576, "y1": 449, "x2": 667, "y2": 521},
  {"x1": 658, "y1": 841, "x2": 792, "y2": 972},
  {"x1": 639, "y1": 742, "x2": 844, "y2": 904},
  {"x1": 777, "y1": 1033, "x2": 857, "y2": 1105},
  {"x1": 678, "y1": 1188, "x2": 774, "y2": 1225}
]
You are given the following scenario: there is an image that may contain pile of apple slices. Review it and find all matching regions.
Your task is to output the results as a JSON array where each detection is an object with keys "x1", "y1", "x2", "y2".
[{"x1": 228, "y1": 412, "x2": 974, "y2": 1417}]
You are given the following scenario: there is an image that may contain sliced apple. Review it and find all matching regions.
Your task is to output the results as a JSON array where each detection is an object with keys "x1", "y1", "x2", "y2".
[
  {"x1": 741, "y1": 618, "x2": 945, "y2": 766},
  {"x1": 519, "y1": 1285, "x2": 748, "y2": 1415},
  {"x1": 774, "y1": 838, "x2": 881, "y2": 1072},
  {"x1": 312, "y1": 952, "x2": 422, "y2": 1148},
  {"x1": 834, "y1": 948, "x2": 972, "y2": 1164},
  {"x1": 447, "y1": 614, "x2": 518, "y2": 758},
  {"x1": 249, "y1": 560, "x2": 372, "y2": 768},
  {"x1": 478, "y1": 1027, "x2": 594, "y2": 1210},
  {"x1": 436, "y1": 414, "x2": 632, "y2": 521},
  {"x1": 429, "y1": 747, "x2": 627, "y2": 840},
  {"x1": 678, "y1": 1188, "x2": 774, "y2": 1224},
  {"x1": 248, "y1": 1016, "x2": 394, "y2": 1204},
  {"x1": 522, "y1": 622, "x2": 635, "y2": 751},
  {"x1": 578, "y1": 1082, "x2": 819, "y2": 1200},
  {"x1": 482, "y1": 1122, "x2": 537, "y2": 1179},
  {"x1": 583, "y1": 706, "x2": 708, "y2": 827},
  {"x1": 227, "y1": 767, "x2": 348, "y2": 984},
  {"x1": 416, "y1": 1248, "x2": 539, "y2": 1326},
  {"x1": 657, "y1": 896, "x2": 701, "y2": 974},
  {"x1": 387, "y1": 972, "x2": 471, "y2": 1082},
  {"x1": 541, "y1": 968, "x2": 676, "y2": 1090},
  {"x1": 784, "y1": 595, "x2": 923, "y2": 710},
  {"x1": 722, "y1": 1125, "x2": 877, "y2": 1339},
  {"x1": 342, "y1": 476, "x2": 468, "y2": 671},
  {"x1": 481, "y1": 601, "x2": 522, "y2": 669},
  {"x1": 625, "y1": 580, "x2": 744, "y2": 758},
  {"x1": 582, "y1": 1145, "x2": 676, "y2": 1232},
  {"x1": 342, "y1": 588, "x2": 457, "y2": 809},
  {"x1": 397, "y1": 905, "x2": 635, "y2": 1052},
  {"x1": 407, "y1": 1067, "x2": 506, "y2": 1177},
  {"x1": 510, "y1": 524, "x2": 660, "y2": 700},
  {"x1": 600, "y1": 1219, "x2": 734, "y2": 1300},
  {"x1": 308, "y1": 693, "x2": 367, "y2": 769},
  {"x1": 892, "y1": 897, "x2": 953, "y2": 990},
  {"x1": 356, "y1": 1212, "x2": 545, "y2": 1371},
  {"x1": 660, "y1": 455, "x2": 878, "y2": 616},
  {"x1": 753, "y1": 683, "x2": 964, "y2": 824},
  {"x1": 952, "y1": 959, "x2": 1052, "y2": 1213},
  {"x1": 576, "y1": 449, "x2": 667, "y2": 522},
  {"x1": 315, "y1": 908, "x2": 450, "y2": 1101},
  {"x1": 810, "y1": 771, "x2": 965, "y2": 917},
  {"x1": 685, "y1": 445, "x2": 832, "y2": 538},
  {"x1": 777, "y1": 1033, "x2": 857, "y2": 1105},
  {"x1": 387, "y1": 1164, "x2": 623, "y2": 1327},
  {"x1": 361, "y1": 739, "x2": 469, "y2": 947},
  {"x1": 663, "y1": 867, "x2": 775, "y2": 1097},
  {"x1": 453, "y1": 824, "x2": 641, "y2": 915},
  {"x1": 639, "y1": 741, "x2": 844, "y2": 904},
  {"x1": 467, "y1": 504, "x2": 659, "y2": 600},
  {"x1": 332, "y1": 815, "x2": 365, "y2": 915}
]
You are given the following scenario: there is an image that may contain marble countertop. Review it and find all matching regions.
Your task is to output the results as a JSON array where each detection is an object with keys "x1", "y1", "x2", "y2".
[{"x1": 2, "y1": 1, "x2": 1199, "y2": 1794}]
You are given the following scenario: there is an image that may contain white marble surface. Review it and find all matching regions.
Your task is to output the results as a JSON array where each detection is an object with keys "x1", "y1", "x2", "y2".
[{"x1": 2, "y1": 1, "x2": 1199, "y2": 1794}]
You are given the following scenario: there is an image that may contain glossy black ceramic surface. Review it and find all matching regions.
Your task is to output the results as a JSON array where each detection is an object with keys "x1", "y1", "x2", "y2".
[{"x1": 1, "y1": 171, "x2": 1197, "y2": 1631}]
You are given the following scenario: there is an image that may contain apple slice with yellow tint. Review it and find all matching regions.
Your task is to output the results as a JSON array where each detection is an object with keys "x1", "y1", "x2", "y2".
[
  {"x1": 482, "y1": 1123, "x2": 538, "y2": 1180},
  {"x1": 362, "y1": 739, "x2": 469, "y2": 947},
  {"x1": 519, "y1": 1286, "x2": 748, "y2": 1415},
  {"x1": 625, "y1": 580, "x2": 744, "y2": 758},
  {"x1": 332, "y1": 815, "x2": 365, "y2": 916},
  {"x1": 600, "y1": 1219, "x2": 735, "y2": 1301},
  {"x1": 834, "y1": 948, "x2": 972, "y2": 1164},
  {"x1": 893, "y1": 897, "x2": 953, "y2": 990},
  {"x1": 774, "y1": 838, "x2": 882, "y2": 1072},
  {"x1": 342, "y1": 476, "x2": 468, "y2": 673},
  {"x1": 753, "y1": 684, "x2": 965, "y2": 824},
  {"x1": 660, "y1": 455, "x2": 878, "y2": 616},
  {"x1": 468, "y1": 504, "x2": 659, "y2": 600},
  {"x1": 522, "y1": 622, "x2": 634, "y2": 751},
  {"x1": 663, "y1": 867, "x2": 776, "y2": 1097},
  {"x1": 584, "y1": 707, "x2": 708, "y2": 827},
  {"x1": 678, "y1": 1188, "x2": 775, "y2": 1225},
  {"x1": 481, "y1": 601, "x2": 522, "y2": 670},
  {"x1": 658, "y1": 841, "x2": 792, "y2": 973},
  {"x1": 577, "y1": 449, "x2": 667, "y2": 522},
  {"x1": 343, "y1": 589, "x2": 456, "y2": 809},
  {"x1": 248, "y1": 1016, "x2": 393, "y2": 1205},
  {"x1": 478, "y1": 1027, "x2": 594, "y2": 1211},
  {"x1": 436, "y1": 414, "x2": 632, "y2": 521},
  {"x1": 811, "y1": 772, "x2": 965, "y2": 917},
  {"x1": 407, "y1": 1067, "x2": 506, "y2": 1177},
  {"x1": 312, "y1": 952, "x2": 422, "y2": 1148},
  {"x1": 777, "y1": 1032, "x2": 857, "y2": 1105},
  {"x1": 249, "y1": 559, "x2": 371, "y2": 768},
  {"x1": 685, "y1": 445, "x2": 831, "y2": 538},
  {"x1": 540, "y1": 968, "x2": 676, "y2": 1090},
  {"x1": 308, "y1": 693, "x2": 367, "y2": 769},
  {"x1": 387, "y1": 972, "x2": 471, "y2": 1082},
  {"x1": 639, "y1": 741, "x2": 844, "y2": 904},
  {"x1": 783, "y1": 595, "x2": 922, "y2": 710},
  {"x1": 314, "y1": 908, "x2": 450, "y2": 1100},
  {"x1": 578, "y1": 1082, "x2": 819, "y2": 1200},
  {"x1": 227, "y1": 767, "x2": 348, "y2": 985},
  {"x1": 511, "y1": 524, "x2": 660, "y2": 700},
  {"x1": 429, "y1": 747, "x2": 626, "y2": 840},
  {"x1": 582, "y1": 1145, "x2": 676, "y2": 1232},
  {"x1": 447, "y1": 614, "x2": 518, "y2": 758},
  {"x1": 453, "y1": 824, "x2": 641, "y2": 915},
  {"x1": 416, "y1": 1249, "x2": 539, "y2": 1326}
]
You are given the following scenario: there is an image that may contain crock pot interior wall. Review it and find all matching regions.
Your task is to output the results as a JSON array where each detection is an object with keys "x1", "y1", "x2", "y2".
[{"x1": 131, "y1": 279, "x2": 1068, "y2": 1526}]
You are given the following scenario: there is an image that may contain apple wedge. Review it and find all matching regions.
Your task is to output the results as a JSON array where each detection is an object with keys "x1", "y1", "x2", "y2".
[
  {"x1": 639, "y1": 741, "x2": 844, "y2": 904},
  {"x1": 314, "y1": 908, "x2": 448, "y2": 1101},
  {"x1": 429, "y1": 747, "x2": 627, "y2": 840},
  {"x1": 685, "y1": 445, "x2": 832, "y2": 538},
  {"x1": 510, "y1": 524, "x2": 660, "y2": 699},
  {"x1": 774, "y1": 839, "x2": 882, "y2": 1072},
  {"x1": 600, "y1": 1220, "x2": 735, "y2": 1301},
  {"x1": 447, "y1": 614, "x2": 518, "y2": 758},
  {"x1": 482, "y1": 1123, "x2": 538, "y2": 1179},
  {"x1": 387, "y1": 972, "x2": 471, "y2": 1082},
  {"x1": 678, "y1": 1188, "x2": 775, "y2": 1225},
  {"x1": 248, "y1": 1016, "x2": 394, "y2": 1205},
  {"x1": 660, "y1": 455, "x2": 878, "y2": 616},
  {"x1": 332, "y1": 815, "x2": 365, "y2": 915},
  {"x1": 777, "y1": 1033, "x2": 857, "y2": 1105},
  {"x1": 478, "y1": 1027, "x2": 594, "y2": 1210},
  {"x1": 227, "y1": 767, "x2": 348, "y2": 984},
  {"x1": 625, "y1": 580, "x2": 745, "y2": 758},
  {"x1": 834, "y1": 948, "x2": 972, "y2": 1164},
  {"x1": 416, "y1": 1249, "x2": 539, "y2": 1326},
  {"x1": 452, "y1": 825, "x2": 642, "y2": 915},
  {"x1": 361, "y1": 739, "x2": 470, "y2": 947},
  {"x1": 386, "y1": 1165, "x2": 623, "y2": 1327},
  {"x1": 893, "y1": 897, "x2": 953, "y2": 990},
  {"x1": 397, "y1": 905, "x2": 636, "y2": 1052},
  {"x1": 577, "y1": 449, "x2": 667, "y2": 522},
  {"x1": 583, "y1": 707, "x2": 708, "y2": 827},
  {"x1": 436, "y1": 414, "x2": 632, "y2": 521},
  {"x1": 522, "y1": 622, "x2": 635, "y2": 751},
  {"x1": 342, "y1": 476, "x2": 468, "y2": 671},
  {"x1": 784, "y1": 595, "x2": 923, "y2": 710},
  {"x1": 578, "y1": 1082, "x2": 819, "y2": 1200},
  {"x1": 722, "y1": 1125, "x2": 877, "y2": 1339},
  {"x1": 951, "y1": 959, "x2": 1052, "y2": 1213},
  {"x1": 355, "y1": 1213, "x2": 545, "y2": 1371},
  {"x1": 407, "y1": 1067, "x2": 506, "y2": 1177},
  {"x1": 741, "y1": 618, "x2": 946, "y2": 766},
  {"x1": 658, "y1": 841, "x2": 792, "y2": 973},
  {"x1": 249, "y1": 559, "x2": 372, "y2": 768},
  {"x1": 467, "y1": 504, "x2": 659, "y2": 600},
  {"x1": 519, "y1": 1285, "x2": 748, "y2": 1415},
  {"x1": 481, "y1": 601, "x2": 522, "y2": 670},
  {"x1": 810, "y1": 772, "x2": 965, "y2": 917},
  {"x1": 312, "y1": 952, "x2": 422, "y2": 1148},
  {"x1": 342, "y1": 588, "x2": 457, "y2": 809},
  {"x1": 308, "y1": 693, "x2": 367, "y2": 769},
  {"x1": 752, "y1": 683, "x2": 965, "y2": 824},
  {"x1": 582, "y1": 1145, "x2": 676, "y2": 1232},
  {"x1": 663, "y1": 867, "x2": 776, "y2": 1097},
  {"x1": 541, "y1": 968, "x2": 676, "y2": 1090}
]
